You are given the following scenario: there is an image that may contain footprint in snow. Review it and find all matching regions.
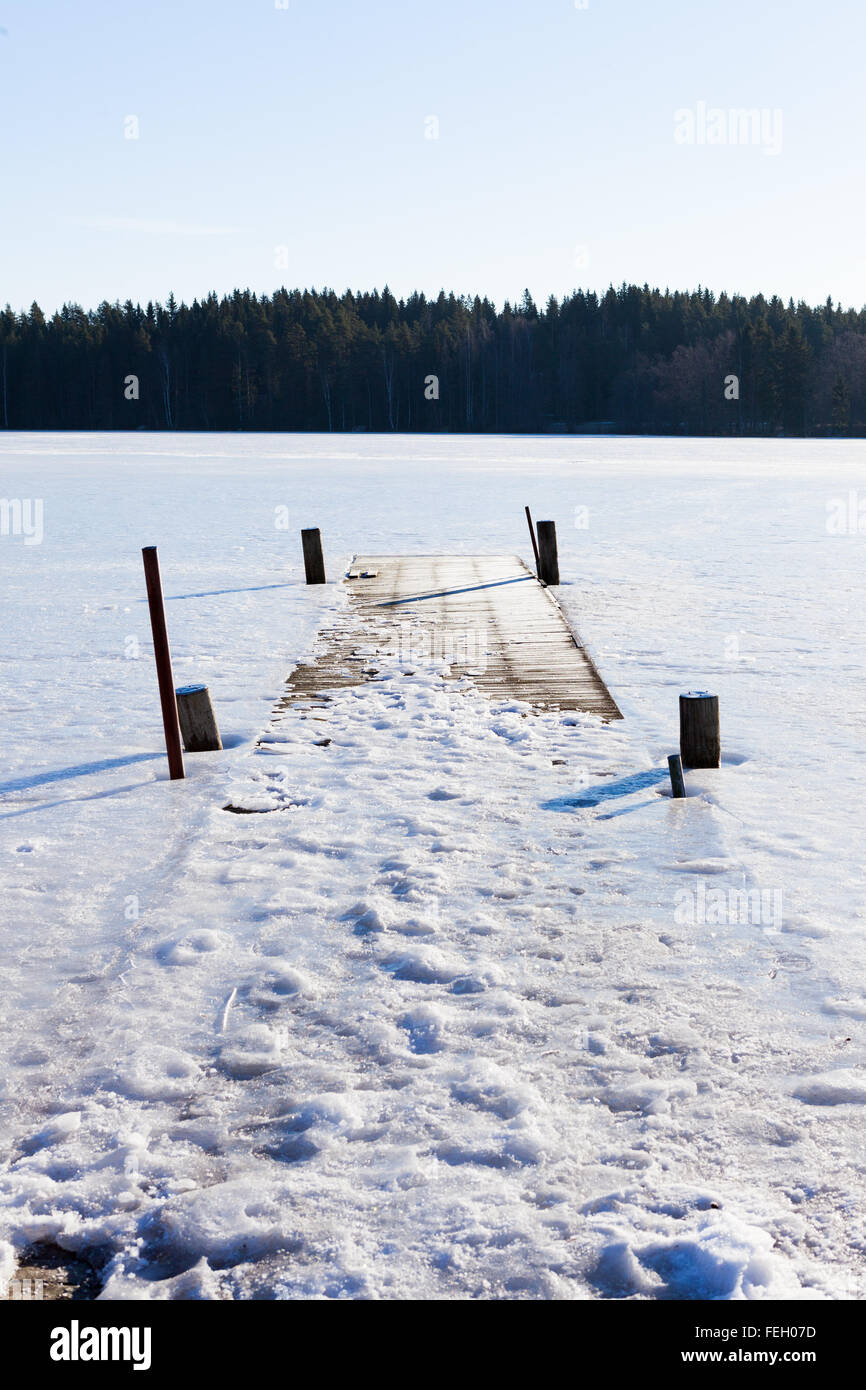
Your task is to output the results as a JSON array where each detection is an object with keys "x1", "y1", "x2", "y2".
[
  {"x1": 388, "y1": 878, "x2": 426, "y2": 901},
  {"x1": 400, "y1": 1005, "x2": 445, "y2": 1054},
  {"x1": 451, "y1": 1071, "x2": 531, "y2": 1118},
  {"x1": 382, "y1": 949, "x2": 460, "y2": 984},
  {"x1": 352, "y1": 907, "x2": 387, "y2": 936},
  {"x1": 247, "y1": 968, "x2": 310, "y2": 1010},
  {"x1": 156, "y1": 930, "x2": 229, "y2": 966},
  {"x1": 433, "y1": 1145, "x2": 525, "y2": 1171},
  {"x1": 219, "y1": 1025, "x2": 284, "y2": 1078}
]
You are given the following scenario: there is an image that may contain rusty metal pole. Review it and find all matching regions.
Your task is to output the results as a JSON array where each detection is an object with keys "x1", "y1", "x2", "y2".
[{"x1": 142, "y1": 546, "x2": 185, "y2": 780}]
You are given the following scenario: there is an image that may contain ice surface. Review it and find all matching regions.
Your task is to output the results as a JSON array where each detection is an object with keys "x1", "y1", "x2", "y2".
[{"x1": 1, "y1": 432, "x2": 865, "y2": 1299}]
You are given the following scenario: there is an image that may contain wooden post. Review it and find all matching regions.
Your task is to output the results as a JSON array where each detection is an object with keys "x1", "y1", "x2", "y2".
[
  {"x1": 301, "y1": 528, "x2": 326, "y2": 584},
  {"x1": 176, "y1": 684, "x2": 223, "y2": 752},
  {"x1": 142, "y1": 546, "x2": 185, "y2": 780},
  {"x1": 679, "y1": 691, "x2": 720, "y2": 768},
  {"x1": 524, "y1": 506, "x2": 540, "y2": 573},
  {"x1": 536, "y1": 520, "x2": 560, "y2": 585},
  {"x1": 667, "y1": 753, "x2": 686, "y2": 799}
]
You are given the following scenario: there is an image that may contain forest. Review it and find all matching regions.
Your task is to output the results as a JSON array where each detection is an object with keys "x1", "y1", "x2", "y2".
[{"x1": 1, "y1": 282, "x2": 864, "y2": 435}]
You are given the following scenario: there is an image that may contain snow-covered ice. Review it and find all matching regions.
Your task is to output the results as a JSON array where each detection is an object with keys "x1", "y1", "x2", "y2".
[{"x1": 1, "y1": 432, "x2": 865, "y2": 1299}]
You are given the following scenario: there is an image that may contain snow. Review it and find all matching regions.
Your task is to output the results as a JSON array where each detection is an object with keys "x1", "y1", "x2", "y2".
[{"x1": 1, "y1": 431, "x2": 865, "y2": 1300}]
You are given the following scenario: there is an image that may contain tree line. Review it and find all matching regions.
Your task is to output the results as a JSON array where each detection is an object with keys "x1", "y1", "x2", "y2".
[{"x1": 1, "y1": 283, "x2": 864, "y2": 435}]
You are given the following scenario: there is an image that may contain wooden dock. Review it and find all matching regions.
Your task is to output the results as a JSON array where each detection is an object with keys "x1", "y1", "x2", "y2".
[{"x1": 279, "y1": 555, "x2": 620, "y2": 718}]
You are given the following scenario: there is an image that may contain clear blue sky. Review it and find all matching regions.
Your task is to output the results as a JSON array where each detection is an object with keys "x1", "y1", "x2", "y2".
[{"x1": 1, "y1": 0, "x2": 864, "y2": 314}]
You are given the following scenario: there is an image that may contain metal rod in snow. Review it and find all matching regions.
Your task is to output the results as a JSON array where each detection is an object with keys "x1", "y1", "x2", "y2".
[
  {"x1": 668, "y1": 753, "x2": 686, "y2": 799},
  {"x1": 141, "y1": 546, "x2": 185, "y2": 781},
  {"x1": 525, "y1": 506, "x2": 540, "y2": 573}
]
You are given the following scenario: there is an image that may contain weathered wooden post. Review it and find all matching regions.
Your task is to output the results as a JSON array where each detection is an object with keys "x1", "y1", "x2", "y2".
[
  {"x1": 176, "y1": 683, "x2": 223, "y2": 752},
  {"x1": 301, "y1": 528, "x2": 326, "y2": 584},
  {"x1": 524, "y1": 505, "x2": 540, "y2": 573},
  {"x1": 667, "y1": 752, "x2": 686, "y2": 799},
  {"x1": 679, "y1": 691, "x2": 720, "y2": 768},
  {"x1": 141, "y1": 546, "x2": 185, "y2": 781},
  {"x1": 536, "y1": 520, "x2": 560, "y2": 585}
]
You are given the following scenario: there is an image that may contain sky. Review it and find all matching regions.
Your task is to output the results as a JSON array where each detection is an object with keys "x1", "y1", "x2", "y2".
[{"x1": 1, "y1": 0, "x2": 865, "y2": 315}]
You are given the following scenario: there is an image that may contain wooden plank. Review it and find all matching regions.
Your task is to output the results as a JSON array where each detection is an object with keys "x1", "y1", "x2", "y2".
[{"x1": 277, "y1": 555, "x2": 621, "y2": 719}]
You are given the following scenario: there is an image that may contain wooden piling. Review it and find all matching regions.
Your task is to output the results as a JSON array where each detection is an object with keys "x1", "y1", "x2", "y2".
[
  {"x1": 536, "y1": 520, "x2": 560, "y2": 585},
  {"x1": 667, "y1": 752, "x2": 686, "y2": 798},
  {"x1": 176, "y1": 683, "x2": 223, "y2": 752},
  {"x1": 524, "y1": 506, "x2": 540, "y2": 573},
  {"x1": 679, "y1": 691, "x2": 720, "y2": 768},
  {"x1": 301, "y1": 528, "x2": 326, "y2": 584},
  {"x1": 141, "y1": 546, "x2": 185, "y2": 780}
]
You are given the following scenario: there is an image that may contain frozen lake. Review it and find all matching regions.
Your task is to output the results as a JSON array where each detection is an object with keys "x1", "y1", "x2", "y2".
[{"x1": 1, "y1": 432, "x2": 865, "y2": 1299}]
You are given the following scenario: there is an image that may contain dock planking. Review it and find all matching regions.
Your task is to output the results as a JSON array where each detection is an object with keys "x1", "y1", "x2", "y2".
[{"x1": 278, "y1": 555, "x2": 621, "y2": 719}]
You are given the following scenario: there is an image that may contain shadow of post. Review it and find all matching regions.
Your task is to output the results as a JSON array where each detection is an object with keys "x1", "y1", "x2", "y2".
[
  {"x1": 542, "y1": 768, "x2": 669, "y2": 811},
  {"x1": 0, "y1": 753, "x2": 163, "y2": 796}
]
